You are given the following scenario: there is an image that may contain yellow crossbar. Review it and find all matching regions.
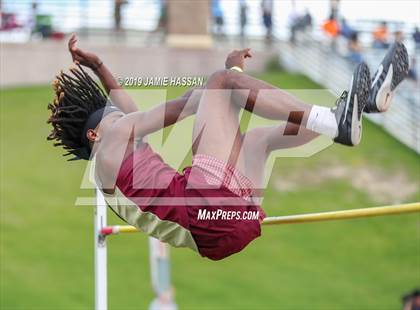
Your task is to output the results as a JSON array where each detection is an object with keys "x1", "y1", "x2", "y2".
[
  {"x1": 101, "y1": 202, "x2": 420, "y2": 235},
  {"x1": 262, "y1": 202, "x2": 420, "y2": 225},
  {"x1": 118, "y1": 226, "x2": 138, "y2": 233}
]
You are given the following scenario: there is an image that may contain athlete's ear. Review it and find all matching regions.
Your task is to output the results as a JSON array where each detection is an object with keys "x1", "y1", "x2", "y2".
[{"x1": 86, "y1": 129, "x2": 101, "y2": 142}]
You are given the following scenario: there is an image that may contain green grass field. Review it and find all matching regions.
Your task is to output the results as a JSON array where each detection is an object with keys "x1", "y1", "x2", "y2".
[{"x1": 1, "y1": 71, "x2": 419, "y2": 309}]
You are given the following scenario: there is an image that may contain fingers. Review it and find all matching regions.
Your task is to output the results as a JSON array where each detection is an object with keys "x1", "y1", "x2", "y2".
[
  {"x1": 230, "y1": 48, "x2": 252, "y2": 58},
  {"x1": 242, "y1": 48, "x2": 252, "y2": 58},
  {"x1": 68, "y1": 34, "x2": 74, "y2": 47},
  {"x1": 68, "y1": 37, "x2": 85, "y2": 57},
  {"x1": 73, "y1": 47, "x2": 87, "y2": 58},
  {"x1": 68, "y1": 33, "x2": 77, "y2": 51},
  {"x1": 68, "y1": 34, "x2": 85, "y2": 65},
  {"x1": 68, "y1": 34, "x2": 89, "y2": 59}
]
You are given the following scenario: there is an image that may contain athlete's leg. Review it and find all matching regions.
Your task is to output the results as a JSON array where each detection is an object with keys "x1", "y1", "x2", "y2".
[
  {"x1": 218, "y1": 62, "x2": 371, "y2": 146},
  {"x1": 192, "y1": 71, "x2": 243, "y2": 165},
  {"x1": 192, "y1": 62, "x2": 370, "y2": 176},
  {"x1": 191, "y1": 69, "x2": 326, "y2": 170},
  {"x1": 239, "y1": 124, "x2": 319, "y2": 188},
  {"x1": 230, "y1": 62, "x2": 371, "y2": 186},
  {"x1": 190, "y1": 70, "x2": 314, "y2": 177},
  {"x1": 215, "y1": 69, "x2": 313, "y2": 124},
  {"x1": 207, "y1": 69, "x2": 336, "y2": 143}
]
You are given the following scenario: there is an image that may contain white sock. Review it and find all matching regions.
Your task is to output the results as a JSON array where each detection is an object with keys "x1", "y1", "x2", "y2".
[{"x1": 306, "y1": 105, "x2": 338, "y2": 139}]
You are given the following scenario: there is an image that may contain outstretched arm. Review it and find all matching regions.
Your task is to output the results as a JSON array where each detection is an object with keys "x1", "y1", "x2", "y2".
[{"x1": 122, "y1": 87, "x2": 202, "y2": 137}]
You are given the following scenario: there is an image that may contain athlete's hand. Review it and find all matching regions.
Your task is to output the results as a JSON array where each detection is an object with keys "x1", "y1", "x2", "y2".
[
  {"x1": 225, "y1": 48, "x2": 252, "y2": 71},
  {"x1": 68, "y1": 34, "x2": 102, "y2": 71}
]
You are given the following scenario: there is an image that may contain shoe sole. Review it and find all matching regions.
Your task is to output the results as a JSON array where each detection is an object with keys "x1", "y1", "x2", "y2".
[
  {"x1": 374, "y1": 42, "x2": 409, "y2": 112},
  {"x1": 351, "y1": 63, "x2": 370, "y2": 145}
]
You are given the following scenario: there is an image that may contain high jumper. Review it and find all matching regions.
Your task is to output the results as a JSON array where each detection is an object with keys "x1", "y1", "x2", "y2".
[{"x1": 47, "y1": 35, "x2": 409, "y2": 260}]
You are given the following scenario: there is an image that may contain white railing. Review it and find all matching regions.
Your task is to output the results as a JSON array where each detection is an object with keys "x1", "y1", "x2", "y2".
[{"x1": 278, "y1": 38, "x2": 420, "y2": 154}]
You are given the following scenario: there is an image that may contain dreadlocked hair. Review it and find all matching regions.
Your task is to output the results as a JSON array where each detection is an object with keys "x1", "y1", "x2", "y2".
[{"x1": 47, "y1": 63, "x2": 108, "y2": 159}]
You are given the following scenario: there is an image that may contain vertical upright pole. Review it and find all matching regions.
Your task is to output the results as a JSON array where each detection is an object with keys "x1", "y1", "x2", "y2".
[
  {"x1": 95, "y1": 189, "x2": 107, "y2": 310},
  {"x1": 148, "y1": 238, "x2": 177, "y2": 310}
]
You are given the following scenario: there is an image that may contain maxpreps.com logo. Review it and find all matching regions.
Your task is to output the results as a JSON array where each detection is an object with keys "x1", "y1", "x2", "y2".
[{"x1": 197, "y1": 209, "x2": 260, "y2": 221}]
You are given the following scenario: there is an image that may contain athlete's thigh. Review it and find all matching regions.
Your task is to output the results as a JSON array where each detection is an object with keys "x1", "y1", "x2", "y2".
[{"x1": 192, "y1": 88, "x2": 242, "y2": 163}]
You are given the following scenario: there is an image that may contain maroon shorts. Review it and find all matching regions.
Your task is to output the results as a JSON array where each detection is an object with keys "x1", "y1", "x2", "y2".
[{"x1": 114, "y1": 143, "x2": 265, "y2": 260}]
